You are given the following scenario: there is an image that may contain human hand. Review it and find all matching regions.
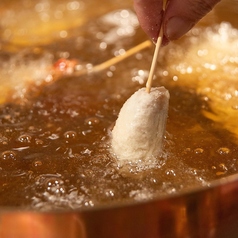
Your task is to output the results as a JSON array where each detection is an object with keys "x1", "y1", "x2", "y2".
[{"x1": 133, "y1": 0, "x2": 221, "y2": 44}]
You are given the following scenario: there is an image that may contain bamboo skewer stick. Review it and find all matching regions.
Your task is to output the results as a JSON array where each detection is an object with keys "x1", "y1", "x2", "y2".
[
  {"x1": 145, "y1": 29, "x2": 163, "y2": 93},
  {"x1": 92, "y1": 40, "x2": 152, "y2": 73},
  {"x1": 146, "y1": 0, "x2": 167, "y2": 93},
  {"x1": 66, "y1": 40, "x2": 152, "y2": 79}
]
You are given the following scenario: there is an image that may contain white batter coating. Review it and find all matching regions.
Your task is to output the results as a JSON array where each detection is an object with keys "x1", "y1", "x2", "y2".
[{"x1": 111, "y1": 87, "x2": 169, "y2": 164}]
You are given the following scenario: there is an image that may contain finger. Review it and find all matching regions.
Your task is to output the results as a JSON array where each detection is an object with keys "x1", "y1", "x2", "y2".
[
  {"x1": 164, "y1": 0, "x2": 221, "y2": 40},
  {"x1": 133, "y1": 0, "x2": 164, "y2": 42}
]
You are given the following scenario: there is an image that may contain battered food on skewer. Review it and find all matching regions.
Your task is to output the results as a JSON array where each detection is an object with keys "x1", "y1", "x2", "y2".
[
  {"x1": 111, "y1": 0, "x2": 168, "y2": 167},
  {"x1": 111, "y1": 87, "x2": 169, "y2": 165}
]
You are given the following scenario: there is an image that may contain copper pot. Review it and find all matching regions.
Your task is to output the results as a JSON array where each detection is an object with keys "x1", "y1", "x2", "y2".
[
  {"x1": 1, "y1": 175, "x2": 238, "y2": 238},
  {"x1": 1, "y1": 1, "x2": 238, "y2": 237}
]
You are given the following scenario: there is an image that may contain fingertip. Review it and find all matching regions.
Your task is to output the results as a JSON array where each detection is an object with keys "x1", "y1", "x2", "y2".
[
  {"x1": 163, "y1": 0, "x2": 221, "y2": 41},
  {"x1": 133, "y1": 0, "x2": 163, "y2": 42},
  {"x1": 164, "y1": 16, "x2": 194, "y2": 41}
]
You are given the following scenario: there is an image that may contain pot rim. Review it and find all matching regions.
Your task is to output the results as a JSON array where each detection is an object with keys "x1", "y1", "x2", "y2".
[{"x1": 1, "y1": 171, "x2": 238, "y2": 214}]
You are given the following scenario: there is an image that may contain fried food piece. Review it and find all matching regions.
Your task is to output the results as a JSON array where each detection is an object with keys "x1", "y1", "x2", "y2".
[{"x1": 111, "y1": 87, "x2": 169, "y2": 164}]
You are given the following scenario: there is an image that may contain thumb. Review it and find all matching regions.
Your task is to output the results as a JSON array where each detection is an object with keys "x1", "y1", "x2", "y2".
[
  {"x1": 133, "y1": 0, "x2": 164, "y2": 43},
  {"x1": 164, "y1": 0, "x2": 221, "y2": 41}
]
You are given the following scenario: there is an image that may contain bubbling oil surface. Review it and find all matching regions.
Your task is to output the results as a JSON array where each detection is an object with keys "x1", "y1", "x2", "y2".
[
  {"x1": 0, "y1": 0, "x2": 238, "y2": 211},
  {"x1": 0, "y1": 75, "x2": 237, "y2": 210}
]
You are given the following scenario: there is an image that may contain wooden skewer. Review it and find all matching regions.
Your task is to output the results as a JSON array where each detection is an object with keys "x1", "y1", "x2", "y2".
[
  {"x1": 145, "y1": 29, "x2": 163, "y2": 93},
  {"x1": 66, "y1": 40, "x2": 152, "y2": 79},
  {"x1": 92, "y1": 40, "x2": 152, "y2": 73},
  {"x1": 146, "y1": 0, "x2": 167, "y2": 93}
]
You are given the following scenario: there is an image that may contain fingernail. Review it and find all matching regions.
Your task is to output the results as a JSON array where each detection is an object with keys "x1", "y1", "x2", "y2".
[{"x1": 165, "y1": 16, "x2": 194, "y2": 41}]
